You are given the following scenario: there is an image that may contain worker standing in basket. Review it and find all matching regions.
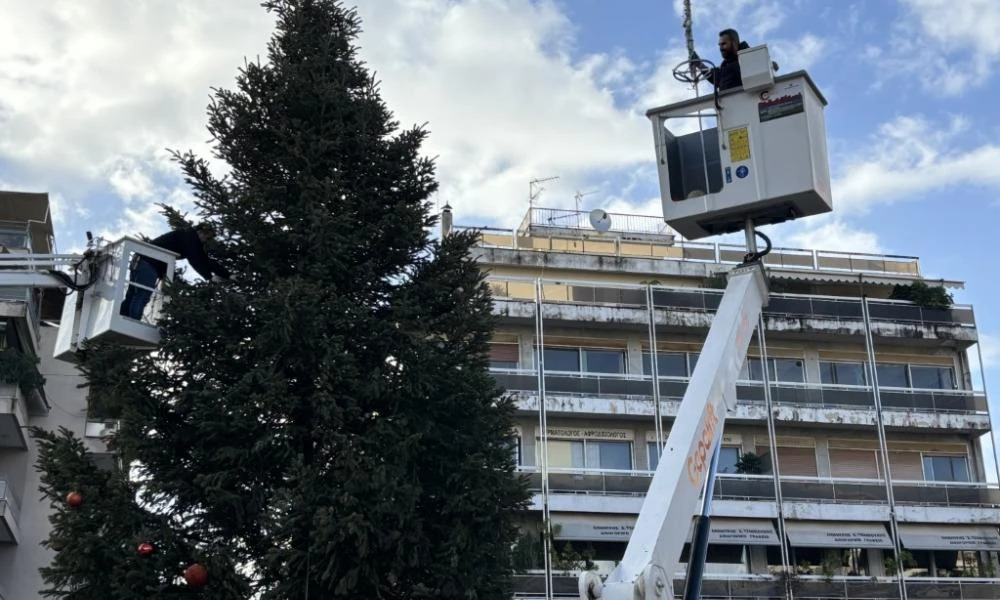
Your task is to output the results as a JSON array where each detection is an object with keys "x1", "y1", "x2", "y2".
[{"x1": 120, "y1": 222, "x2": 230, "y2": 321}]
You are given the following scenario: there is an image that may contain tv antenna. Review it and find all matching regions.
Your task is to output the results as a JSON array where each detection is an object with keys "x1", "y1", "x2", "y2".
[
  {"x1": 529, "y1": 176, "x2": 560, "y2": 207},
  {"x1": 574, "y1": 190, "x2": 598, "y2": 213}
]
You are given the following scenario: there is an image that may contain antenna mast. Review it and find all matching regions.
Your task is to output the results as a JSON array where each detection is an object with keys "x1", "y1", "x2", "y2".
[{"x1": 529, "y1": 176, "x2": 560, "y2": 208}]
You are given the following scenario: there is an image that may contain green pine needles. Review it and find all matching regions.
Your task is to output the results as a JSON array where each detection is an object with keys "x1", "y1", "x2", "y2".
[{"x1": 32, "y1": 1, "x2": 529, "y2": 598}]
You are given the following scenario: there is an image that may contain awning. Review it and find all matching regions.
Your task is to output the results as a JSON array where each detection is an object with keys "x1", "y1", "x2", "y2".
[
  {"x1": 768, "y1": 269, "x2": 965, "y2": 290},
  {"x1": 687, "y1": 518, "x2": 781, "y2": 546},
  {"x1": 551, "y1": 514, "x2": 635, "y2": 541},
  {"x1": 550, "y1": 514, "x2": 779, "y2": 545},
  {"x1": 898, "y1": 524, "x2": 1000, "y2": 551},
  {"x1": 784, "y1": 520, "x2": 893, "y2": 548}
]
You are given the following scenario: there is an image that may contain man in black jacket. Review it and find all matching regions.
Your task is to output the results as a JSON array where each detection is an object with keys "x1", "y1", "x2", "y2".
[
  {"x1": 120, "y1": 222, "x2": 231, "y2": 321},
  {"x1": 690, "y1": 28, "x2": 745, "y2": 91}
]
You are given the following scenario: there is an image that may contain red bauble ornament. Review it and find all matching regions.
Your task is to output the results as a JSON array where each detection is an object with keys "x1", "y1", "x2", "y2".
[
  {"x1": 65, "y1": 491, "x2": 83, "y2": 508},
  {"x1": 184, "y1": 563, "x2": 208, "y2": 589},
  {"x1": 137, "y1": 542, "x2": 155, "y2": 557}
]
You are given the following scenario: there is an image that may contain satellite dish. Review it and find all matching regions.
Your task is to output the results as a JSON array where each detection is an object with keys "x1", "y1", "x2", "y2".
[{"x1": 589, "y1": 208, "x2": 612, "y2": 233}]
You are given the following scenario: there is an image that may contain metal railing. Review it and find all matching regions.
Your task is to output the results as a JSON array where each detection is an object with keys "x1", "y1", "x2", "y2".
[
  {"x1": 0, "y1": 478, "x2": 20, "y2": 524},
  {"x1": 467, "y1": 209, "x2": 922, "y2": 276},
  {"x1": 521, "y1": 207, "x2": 674, "y2": 237},
  {"x1": 517, "y1": 469, "x2": 1000, "y2": 508},
  {"x1": 492, "y1": 369, "x2": 989, "y2": 415},
  {"x1": 513, "y1": 573, "x2": 1000, "y2": 600},
  {"x1": 487, "y1": 276, "x2": 976, "y2": 328}
]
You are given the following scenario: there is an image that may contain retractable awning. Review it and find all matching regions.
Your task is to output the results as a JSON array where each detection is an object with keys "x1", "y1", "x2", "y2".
[
  {"x1": 898, "y1": 524, "x2": 1000, "y2": 551},
  {"x1": 784, "y1": 520, "x2": 893, "y2": 548},
  {"x1": 550, "y1": 514, "x2": 779, "y2": 545}
]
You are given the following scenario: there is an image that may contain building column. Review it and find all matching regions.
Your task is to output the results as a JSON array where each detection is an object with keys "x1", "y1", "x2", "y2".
[
  {"x1": 749, "y1": 545, "x2": 770, "y2": 574},
  {"x1": 803, "y1": 349, "x2": 821, "y2": 384},
  {"x1": 519, "y1": 331, "x2": 535, "y2": 368},
  {"x1": 867, "y1": 549, "x2": 886, "y2": 576},
  {"x1": 627, "y1": 337, "x2": 644, "y2": 375},
  {"x1": 815, "y1": 437, "x2": 832, "y2": 477}
]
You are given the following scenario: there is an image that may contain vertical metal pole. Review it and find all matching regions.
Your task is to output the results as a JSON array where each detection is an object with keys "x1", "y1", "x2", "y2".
[
  {"x1": 860, "y1": 289, "x2": 908, "y2": 600},
  {"x1": 534, "y1": 278, "x2": 553, "y2": 599},
  {"x1": 646, "y1": 285, "x2": 664, "y2": 454},
  {"x1": 757, "y1": 317, "x2": 793, "y2": 598},
  {"x1": 744, "y1": 217, "x2": 758, "y2": 255},
  {"x1": 973, "y1": 341, "x2": 1000, "y2": 487},
  {"x1": 682, "y1": 440, "x2": 722, "y2": 600}
]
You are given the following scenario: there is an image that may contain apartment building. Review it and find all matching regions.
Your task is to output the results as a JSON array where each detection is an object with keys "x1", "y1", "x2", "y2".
[
  {"x1": 0, "y1": 191, "x2": 106, "y2": 599},
  {"x1": 461, "y1": 206, "x2": 1000, "y2": 600}
]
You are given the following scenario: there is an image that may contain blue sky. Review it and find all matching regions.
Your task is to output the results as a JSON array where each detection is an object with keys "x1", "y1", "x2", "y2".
[{"x1": 0, "y1": 0, "x2": 998, "y2": 461}]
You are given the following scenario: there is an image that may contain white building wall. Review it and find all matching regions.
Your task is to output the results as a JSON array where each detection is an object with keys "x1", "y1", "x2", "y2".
[{"x1": 0, "y1": 326, "x2": 88, "y2": 599}]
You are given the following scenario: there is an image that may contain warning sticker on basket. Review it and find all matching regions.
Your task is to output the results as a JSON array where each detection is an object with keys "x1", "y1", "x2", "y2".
[
  {"x1": 759, "y1": 92, "x2": 804, "y2": 122},
  {"x1": 727, "y1": 127, "x2": 750, "y2": 163}
]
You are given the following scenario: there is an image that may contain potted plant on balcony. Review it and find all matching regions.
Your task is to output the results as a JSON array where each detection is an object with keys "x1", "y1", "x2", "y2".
[
  {"x1": 884, "y1": 549, "x2": 917, "y2": 575},
  {"x1": 0, "y1": 347, "x2": 45, "y2": 395},
  {"x1": 888, "y1": 280, "x2": 953, "y2": 310},
  {"x1": 735, "y1": 451, "x2": 765, "y2": 475}
]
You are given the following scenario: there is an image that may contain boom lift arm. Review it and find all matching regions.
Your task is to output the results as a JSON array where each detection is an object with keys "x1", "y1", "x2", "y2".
[{"x1": 579, "y1": 230, "x2": 771, "y2": 600}]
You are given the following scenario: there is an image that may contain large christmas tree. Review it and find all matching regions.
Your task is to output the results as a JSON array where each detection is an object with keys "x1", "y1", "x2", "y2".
[{"x1": 33, "y1": 1, "x2": 529, "y2": 597}]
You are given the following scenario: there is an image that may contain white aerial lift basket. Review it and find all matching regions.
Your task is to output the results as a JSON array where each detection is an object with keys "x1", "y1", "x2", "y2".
[
  {"x1": 646, "y1": 44, "x2": 833, "y2": 240},
  {"x1": 53, "y1": 236, "x2": 176, "y2": 362}
]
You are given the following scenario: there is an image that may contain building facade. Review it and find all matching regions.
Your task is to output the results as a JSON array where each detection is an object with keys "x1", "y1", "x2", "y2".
[
  {"x1": 0, "y1": 191, "x2": 107, "y2": 599},
  {"x1": 463, "y1": 206, "x2": 1000, "y2": 600}
]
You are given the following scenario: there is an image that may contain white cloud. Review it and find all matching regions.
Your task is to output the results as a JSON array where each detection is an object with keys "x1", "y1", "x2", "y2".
[
  {"x1": 352, "y1": 0, "x2": 663, "y2": 226},
  {"x1": 832, "y1": 115, "x2": 1000, "y2": 214},
  {"x1": 770, "y1": 34, "x2": 826, "y2": 71},
  {"x1": 0, "y1": 1, "x2": 274, "y2": 235},
  {"x1": 779, "y1": 216, "x2": 884, "y2": 255},
  {"x1": 873, "y1": 0, "x2": 1000, "y2": 95}
]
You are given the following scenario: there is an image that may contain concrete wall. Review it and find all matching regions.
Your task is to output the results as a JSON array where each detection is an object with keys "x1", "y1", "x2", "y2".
[{"x1": 0, "y1": 326, "x2": 88, "y2": 599}]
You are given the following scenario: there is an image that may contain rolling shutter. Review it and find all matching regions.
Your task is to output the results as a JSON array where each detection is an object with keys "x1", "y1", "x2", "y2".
[
  {"x1": 489, "y1": 343, "x2": 519, "y2": 364},
  {"x1": 889, "y1": 451, "x2": 924, "y2": 480},
  {"x1": 775, "y1": 446, "x2": 818, "y2": 476},
  {"x1": 830, "y1": 449, "x2": 880, "y2": 479}
]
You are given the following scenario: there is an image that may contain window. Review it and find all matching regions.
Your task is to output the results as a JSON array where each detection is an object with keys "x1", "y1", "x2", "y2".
[
  {"x1": 909, "y1": 365, "x2": 955, "y2": 390},
  {"x1": 543, "y1": 347, "x2": 626, "y2": 374},
  {"x1": 489, "y1": 343, "x2": 519, "y2": 369},
  {"x1": 647, "y1": 442, "x2": 740, "y2": 472},
  {"x1": 0, "y1": 229, "x2": 28, "y2": 250},
  {"x1": 740, "y1": 357, "x2": 805, "y2": 383},
  {"x1": 820, "y1": 361, "x2": 868, "y2": 386},
  {"x1": 923, "y1": 455, "x2": 969, "y2": 482},
  {"x1": 876, "y1": 363, "x2": 908, "y2": 387},
  {"x1": 641, "y1": 352, "x2": 691, "y2": 377},
  {"x1": 547, "y1": 438, "x2": 633, "y2": 470}
]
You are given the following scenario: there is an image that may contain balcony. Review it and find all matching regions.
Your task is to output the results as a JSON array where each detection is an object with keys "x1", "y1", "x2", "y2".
[
  {"x1": 0, "y1": 383, "x2": 28, "y2": 449},
  {"x1": 520, "y1": 469, "x2": 1000, "y2": 513},
  {"x1": 489, "y1": 279, "x2": 977, "y2": 346},
  {"x1": 512, "y1": 573, "x2": 1000, "y2": 599},
  {"x1": 0, "y1": 478, "x2": 20, "y2": 544},
  {"x1": 495, "y1": 370, "x2": 990, "y2": 431}
]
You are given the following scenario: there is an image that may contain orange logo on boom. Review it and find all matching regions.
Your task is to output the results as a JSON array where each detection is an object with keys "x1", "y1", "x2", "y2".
[{"x1": 686, "y1": 402, "x2": 720, "y2": 487}]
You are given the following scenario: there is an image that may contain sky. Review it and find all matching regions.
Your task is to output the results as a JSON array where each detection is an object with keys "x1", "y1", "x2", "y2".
[{"x1": 0, "y1": 1, "x2": 998, "y2": 467}]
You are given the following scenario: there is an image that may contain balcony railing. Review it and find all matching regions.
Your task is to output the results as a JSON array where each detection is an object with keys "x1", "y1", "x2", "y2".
[
  {"x1": 493, "y1": 370, "x2": 989, "y2": 415},
  {"x1": 518, "y1": 469, "x2": 1000, "y2": 509},
  {"x1": 513, "y1": 573, "x2": 1000, "y2": 600},
  {"x1": 472, "y1": 211, "x2": 922, "y2": 277},
  {"x1": 0, "y1": 478, "x2": 20, "y2": 525},
  {"x1": 488, "y1": 277, "x2": 975, "y2": 328}
]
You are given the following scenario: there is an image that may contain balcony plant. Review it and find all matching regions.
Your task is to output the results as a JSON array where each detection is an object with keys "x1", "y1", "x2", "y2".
[
  {"x1": 888, "y1": 280, "x2": 953, "y2": 310},
  {"x1": 0, "y1": 347, "x2": 45, "y2": 394},
  {"x1": 735, "y1": 451, "x2": 765, "y2": 475},
  {"x1": 884, "y1": 549, "x2": 917, "y2": 575}
]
